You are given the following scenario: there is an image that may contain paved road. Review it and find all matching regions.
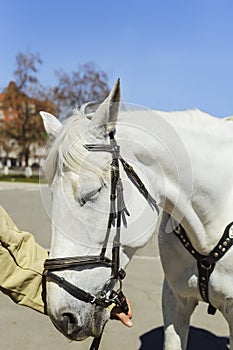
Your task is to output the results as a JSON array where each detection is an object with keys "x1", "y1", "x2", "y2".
[{"x1": 0, "y1": 182, "x2": 230, "y2": 349}]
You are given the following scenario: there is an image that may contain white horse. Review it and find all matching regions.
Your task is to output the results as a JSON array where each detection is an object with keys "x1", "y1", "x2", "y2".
[{"x1": 40, "y1": 80, "x2": 233, "y2": 349}]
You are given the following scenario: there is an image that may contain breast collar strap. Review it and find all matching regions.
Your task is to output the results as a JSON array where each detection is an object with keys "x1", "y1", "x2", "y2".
[{"x1": 174, "y1": 221, "x2": 233, "y2": 315}]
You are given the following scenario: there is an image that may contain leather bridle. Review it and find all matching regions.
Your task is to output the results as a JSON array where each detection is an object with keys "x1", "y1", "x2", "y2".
[{"x1": 43, "y1": 130, "x2": 158, "y2": 349}]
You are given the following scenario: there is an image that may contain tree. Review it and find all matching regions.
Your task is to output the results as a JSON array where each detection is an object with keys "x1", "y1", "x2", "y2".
[
  {"x1": 0, "y1": 135, "x2": 13, "y2": 165},
  {"x1": 1, "y1": 52, "x2": 110, "y2": 166},
  {"x1": 2, "y1": 52, "x2": 55, "y2": 166},
  {"x1": 14, "y1": 51, "x2": 43, "y2": 92},
  {"x1": 52, "y1": 62, "x2": 110, "y2": 117}
]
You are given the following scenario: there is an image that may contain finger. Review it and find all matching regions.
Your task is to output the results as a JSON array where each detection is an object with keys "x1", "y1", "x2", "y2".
[
  {"x1": 116, "y1": 312, "x2": 133, "y2": 327},
  {"x1": 110, "y1": 299, "x2": 132, "y2": 319},
  {"x1": 110, "y1": 298, "x2": 133, "y2": 327}
]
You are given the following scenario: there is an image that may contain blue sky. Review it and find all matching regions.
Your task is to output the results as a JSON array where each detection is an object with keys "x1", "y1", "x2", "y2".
[{"x1": 1, "y1": 0, "x2": 233, "y2": 117}]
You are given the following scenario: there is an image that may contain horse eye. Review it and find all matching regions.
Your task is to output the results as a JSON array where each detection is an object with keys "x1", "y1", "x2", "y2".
[{"x1": 77, "y1": 186, "x2": 102, "y2": 206}]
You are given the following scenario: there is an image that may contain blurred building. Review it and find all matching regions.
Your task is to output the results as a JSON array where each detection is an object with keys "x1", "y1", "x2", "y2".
[{"x1": 0, "y1": 82, "x2": 53, "y2": 169}]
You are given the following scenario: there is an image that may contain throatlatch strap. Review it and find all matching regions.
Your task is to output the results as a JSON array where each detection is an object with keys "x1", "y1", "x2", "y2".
[{"x1": 119, "y1": 157, "x2": 159, "y2": 213}]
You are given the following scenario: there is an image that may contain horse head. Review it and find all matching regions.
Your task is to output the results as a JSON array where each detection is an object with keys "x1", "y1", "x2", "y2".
[{"x1": 40, "y1": 80, "x2": 159, "y2": 341}]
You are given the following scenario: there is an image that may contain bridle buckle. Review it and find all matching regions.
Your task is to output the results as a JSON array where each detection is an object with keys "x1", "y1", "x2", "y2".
[
  {"x1": 118, "y1": 268, "x2": 126, "y2": 280},
  {"x1": 89, "y1": 295, "x2": 97, "y2": 304}
]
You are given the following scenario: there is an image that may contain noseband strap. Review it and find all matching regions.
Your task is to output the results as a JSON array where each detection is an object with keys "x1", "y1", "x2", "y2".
[{"x1": 44, "y1": 256, "x2": 113, "y2": 271}]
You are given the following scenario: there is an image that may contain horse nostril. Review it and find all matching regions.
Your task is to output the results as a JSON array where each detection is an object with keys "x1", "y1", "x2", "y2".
[{"x1": 61, "y1": 312, "x2": 79, "y2": 335}]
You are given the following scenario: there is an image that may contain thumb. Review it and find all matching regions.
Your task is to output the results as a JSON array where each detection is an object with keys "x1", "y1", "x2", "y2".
[
  {"x1": 110, "y1": 298, "x2": 133, "y2": 327},
  {"x1": 116, "y1": 311, "x2": 133, "y2": 327}
]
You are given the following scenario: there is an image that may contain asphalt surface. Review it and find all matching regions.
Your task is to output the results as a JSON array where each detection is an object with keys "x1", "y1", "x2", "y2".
[{"x1": 0, "y1": 182, "x2": 230, "y2": 350}]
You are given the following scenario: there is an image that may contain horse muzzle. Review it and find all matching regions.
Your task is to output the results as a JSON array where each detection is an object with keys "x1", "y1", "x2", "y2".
[{"x1": 49, "y1": 306, "x2": 108, "y2": 341}]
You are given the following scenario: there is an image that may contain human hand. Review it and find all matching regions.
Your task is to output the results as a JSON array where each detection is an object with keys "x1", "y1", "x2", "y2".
[{"x1": 110, "y1": 298, "x2": 133, "y2": 327}]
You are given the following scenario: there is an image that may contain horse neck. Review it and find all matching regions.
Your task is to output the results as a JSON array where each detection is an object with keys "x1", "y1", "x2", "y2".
[{"x1": 118, "y1": 109, "x2": 233, "y2": 254}]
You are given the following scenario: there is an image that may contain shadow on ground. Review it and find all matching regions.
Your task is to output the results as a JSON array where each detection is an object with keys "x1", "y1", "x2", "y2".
[{"x1": 139, "y1": 326, "x2": 229, "y2": 349}]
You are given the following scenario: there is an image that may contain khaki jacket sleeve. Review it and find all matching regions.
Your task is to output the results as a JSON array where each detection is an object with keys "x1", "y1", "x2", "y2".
[{"x1": 0, "y1": 205, "x2": 48, "y2": 314}]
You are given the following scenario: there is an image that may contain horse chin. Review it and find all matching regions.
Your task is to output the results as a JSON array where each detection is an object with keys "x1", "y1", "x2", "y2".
[{"x1": 91, "y1": 306, "x2": 109, "y2": 337}]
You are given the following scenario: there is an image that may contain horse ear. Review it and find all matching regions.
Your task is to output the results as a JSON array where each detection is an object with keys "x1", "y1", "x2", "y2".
[
  {"x1": 40, "y1": 111, "x2": 62, "y2": 137},
  {"x1": 89, "y1": 78, "x2": 121, "y2": 138}
]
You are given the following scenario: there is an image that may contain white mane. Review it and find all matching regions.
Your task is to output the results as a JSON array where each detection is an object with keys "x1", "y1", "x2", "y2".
[
  {"x1": 148, "y1": 109, "x2": 233, "y2": 150},
  {"x1": 155, "y1": 108, "x2": 231, "y2": 131}
]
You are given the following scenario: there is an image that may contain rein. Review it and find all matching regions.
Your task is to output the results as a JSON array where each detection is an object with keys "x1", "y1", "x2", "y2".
[{"x1": 43, "y1": 131, "x2": 158, "y2": 349}]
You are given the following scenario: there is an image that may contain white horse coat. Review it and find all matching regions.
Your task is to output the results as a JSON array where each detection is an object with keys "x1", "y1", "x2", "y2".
[{"x1": 41, "y1": 80, "x2": 233, "y2": 349}]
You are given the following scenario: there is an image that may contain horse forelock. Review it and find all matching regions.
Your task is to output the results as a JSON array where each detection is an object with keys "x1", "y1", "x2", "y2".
[{"x1": 44, "y1": 114, "x2": 98, "y2": 185}]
